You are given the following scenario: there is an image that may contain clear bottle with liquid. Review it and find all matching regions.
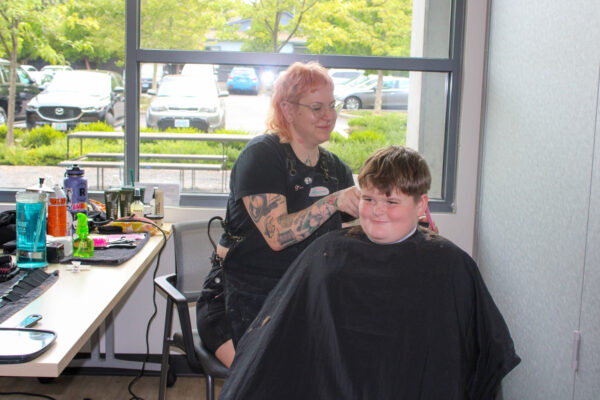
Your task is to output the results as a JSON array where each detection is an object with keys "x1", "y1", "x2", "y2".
[{"x1": 130, "y1": 188, "x2": 145, "y2": 219}]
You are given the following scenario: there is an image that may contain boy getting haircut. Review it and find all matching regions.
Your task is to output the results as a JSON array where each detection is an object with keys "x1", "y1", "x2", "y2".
[{"x1": 220, "y1": 146, "x2": 520, "y2": 400}]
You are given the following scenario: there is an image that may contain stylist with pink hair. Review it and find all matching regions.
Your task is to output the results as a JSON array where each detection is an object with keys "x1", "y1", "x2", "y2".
[{"x1": 196, "y1": 61, "x2": 359, "y2": 367}]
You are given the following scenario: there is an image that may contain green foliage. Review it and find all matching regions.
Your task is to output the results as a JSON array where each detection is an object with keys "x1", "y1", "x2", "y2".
[
  {"x1": 327, "y1": 140, "x2": 385, "y2": 173},
  {"x1": 307, "y1": 0, "x2": 412, "y2": 57},
  {"x1": 0, "y1": 138, "x2": 64, "y2": 165},
  {"x1": 0, "y1": 112, "x2": 404, "y2": 173},
  {"x1": 21, "y1": 125, "x2": 66, "y2": 148},
  {"x1": 324, "y1": 112, "x2": 407, "y2": 172},
  {"x1": 140, "y1": 0, "x2": 233, "y2": 52},
  {"x1": 73, "y1": 121, "x2": 115, "y2": 132},
  {"x1": 0, "y1": 122, "x2": 253, "y2": 168},
  {"x1": 348, "y1": 112, "x2": 407, "y2": 143}
]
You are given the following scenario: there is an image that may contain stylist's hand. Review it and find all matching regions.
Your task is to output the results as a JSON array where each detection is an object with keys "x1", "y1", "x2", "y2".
[{"x1": 334, "y1": 186, "x2": 360, "y2": 218}]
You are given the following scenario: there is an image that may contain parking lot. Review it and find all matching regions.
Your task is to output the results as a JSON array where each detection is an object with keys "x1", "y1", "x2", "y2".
[{"x1": 16, "y1": 92, "x2": 350, "y2": 135}]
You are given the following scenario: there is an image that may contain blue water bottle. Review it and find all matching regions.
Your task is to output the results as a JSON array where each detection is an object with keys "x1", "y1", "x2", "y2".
[
  {"x1": 16, "y1": 191, "x2": 48, "y2": 268},
  {"x1": 63, "y1": 165, "x2": 88, "y2": 215}
]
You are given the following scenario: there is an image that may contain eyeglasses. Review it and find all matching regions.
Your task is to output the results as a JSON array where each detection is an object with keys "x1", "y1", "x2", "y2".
[{"x1": 287, "y1": 101, "x2": 342, "y2": 118}]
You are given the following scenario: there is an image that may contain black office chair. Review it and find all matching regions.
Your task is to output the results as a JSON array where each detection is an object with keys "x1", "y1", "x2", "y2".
[{"x1": 155, "y1": 219, "x2": 229, "y2": 400}]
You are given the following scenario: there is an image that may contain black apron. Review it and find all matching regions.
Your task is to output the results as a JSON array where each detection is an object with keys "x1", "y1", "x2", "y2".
[{"x1": 223, "y1": 144, "x2": 343, "y2": 344}]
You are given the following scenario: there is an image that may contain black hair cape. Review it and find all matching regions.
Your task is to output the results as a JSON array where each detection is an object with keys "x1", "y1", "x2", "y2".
[{"x1": 220, "y1": 227, "x2": 520, "y2": 400}]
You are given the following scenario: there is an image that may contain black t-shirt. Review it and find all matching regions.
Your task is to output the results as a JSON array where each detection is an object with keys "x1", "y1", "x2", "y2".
[
  {"x1": 221, "y1": 133, "x2": 355, "y2": 342},
  {"x1": 221, "y1": 133, "x2": 354, "y2": 246}
]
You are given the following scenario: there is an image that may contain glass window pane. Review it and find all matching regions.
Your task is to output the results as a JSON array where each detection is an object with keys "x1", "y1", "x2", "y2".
[
  {"x1": 136, "y1": 64, "x2": 447, "y2": 199},
  {"x1": 2, "y1": 0, "x2": 125, "y2": 192},
  {"x1": 140, "y1": 0, "x2": 452, "y2": 59}
]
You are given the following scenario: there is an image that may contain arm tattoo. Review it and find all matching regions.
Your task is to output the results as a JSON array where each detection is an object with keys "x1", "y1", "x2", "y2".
[
  {"x1": 278, "y1": 230, "x2": 296, "y2": 247},
  {"x1": 276, "y1": 195, "x2": 337, "y2": 247},
  {"x1": 248, "y1": 194, "x2": 281, "y2": 223},
  {"x1": 264, "y1": 216, "x2": 276, "y2": 238}
]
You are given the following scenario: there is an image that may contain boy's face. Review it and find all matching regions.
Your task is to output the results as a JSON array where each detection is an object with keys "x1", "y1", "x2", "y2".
[{"x1": 359, "y1": 184, "x2": 428, "y2": 244}]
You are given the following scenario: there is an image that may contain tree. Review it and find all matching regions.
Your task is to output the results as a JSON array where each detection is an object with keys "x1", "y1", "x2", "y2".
[
  {"x1": 230, "y1": 0, "x2": 319, "y2": 53},
  {"x1": 0, "y1": 0, "x2": 62, "y2": 146},
  {"x1": 44, "y1": 0, "x2": 124, "y2": 70},
  {"x1": 305, "y1": 0, "x2": 412, "y2": 114},
  {"x1": 141, "y1": 0, "x2": 233, "y2": 51}
]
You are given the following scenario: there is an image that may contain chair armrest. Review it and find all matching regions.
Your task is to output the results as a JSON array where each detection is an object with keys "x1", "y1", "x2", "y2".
[{"x1": 154, "y1": 273, "x2": 187, "y2": 304}]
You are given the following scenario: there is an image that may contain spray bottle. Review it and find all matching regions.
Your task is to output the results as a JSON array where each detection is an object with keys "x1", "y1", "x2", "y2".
[
  {"x1": 73, "y1": 213, "x2": 94, "y2": 258},
  {"x1": 48, "y1": 183, "x2": 67, "y2": 237}
]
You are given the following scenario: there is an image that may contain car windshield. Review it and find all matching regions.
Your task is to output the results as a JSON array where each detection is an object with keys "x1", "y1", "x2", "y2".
[
  {"x1": 157, "y1": 78, "x2": 217, "y2": 97},
  {"x1": 45, "y1": 72, "x2": 110, "y2": 96}
]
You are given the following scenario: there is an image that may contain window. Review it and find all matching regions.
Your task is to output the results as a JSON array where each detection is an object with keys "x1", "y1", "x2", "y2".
[
  {"x1": 0, "y1": 0, "x2": 463, "y2": 213},
  {"x1": 129, "y1": 0, "x2": 463, "y2": 210}
]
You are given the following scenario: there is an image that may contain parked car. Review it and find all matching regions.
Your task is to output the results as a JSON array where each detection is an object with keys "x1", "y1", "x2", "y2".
[
  {"x1": 227, "y1": 67, "x2": 258, "y2": 94},
  {"x1": 141, "y1": 63, "x2": 165, "y2": 93},
  {"x1": 40, "y1": 65, "x2": 73, "y2": 75},
  {"x1": 25, "y1": 70, "x2": 125, "y2": 131},
  {"x1": 328, "y1": 69, "x2": 364, "y2": 86},
  {"x1": 333, "y1": 74, "x2": 379, "y2": 100},
  {"x1": 181, "y1": 63, "x2": 217, "y2": 78},
  {"x1": 21, "y1": 65, "x2": 38, "y2": 73},
  {"x1": 146, "y1": 74, "x2": 227, "y2": 132},
  {"x1": 27, "y1": 71, "x2": 54, "y2": 88},
  {"x1": 335, "y1": 76, "x2": 409, "y2": 110},
  {"x1": 0, "y1": 59, "x2": 41, "y2": 124}
]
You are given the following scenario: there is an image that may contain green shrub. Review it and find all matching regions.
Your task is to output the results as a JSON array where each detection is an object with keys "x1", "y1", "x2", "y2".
[
  {"x1": 329, "y1": 131, "x2": 346, "y2": 143},
  {"x1": 20, "y1": 142, "x2": 66, "y2": 165},
  {"x1": 325, "y1": 112, "x2": 407, "y2": 172},
  {"x1": 347, "y1": 113, "x2": 407, "y2": 139},
  {"x1": 0, "y1": 125, "x2": 27, "y2": 141},
  {"x1": 73, "y1": 122, "x2": 115, "y2": 132},
  {"x1": 325, "y1": 140, "x2": 386, "y2": 173},
  {"x1": 21, "y1": 126, "x2": 66, "y2": 148},
  {"x1": 348, "y1": 129, "x2": 386, "y2": 143}
]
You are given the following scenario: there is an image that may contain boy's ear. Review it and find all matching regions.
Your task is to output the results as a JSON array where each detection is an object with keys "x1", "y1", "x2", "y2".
[{"x1": 417, "y1": 194, "x2": 428, "y2": 216}]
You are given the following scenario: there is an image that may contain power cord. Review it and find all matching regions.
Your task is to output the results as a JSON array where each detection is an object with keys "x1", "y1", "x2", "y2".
[
  {"x1": 105, "y1": 217, "x2": 168, "y2": 400},
  {"x1": 0, "y1": 392, "x2": 56, "y2": 399}
]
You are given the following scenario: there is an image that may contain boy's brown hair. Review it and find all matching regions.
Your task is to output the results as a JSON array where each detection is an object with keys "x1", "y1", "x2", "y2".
[{"x1": 358, "y1": 145, "x2": 431, "y2": 201}]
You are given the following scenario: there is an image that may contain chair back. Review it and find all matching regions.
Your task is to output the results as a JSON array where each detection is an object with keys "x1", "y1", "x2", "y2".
[{"x1": 172, "y1": 219, "x2": 224, "y2": 302}]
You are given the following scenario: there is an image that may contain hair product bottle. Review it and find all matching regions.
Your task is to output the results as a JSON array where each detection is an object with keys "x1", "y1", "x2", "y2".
[{"x1": 73, "y1": 213, "x2": 94, "y2": 258}]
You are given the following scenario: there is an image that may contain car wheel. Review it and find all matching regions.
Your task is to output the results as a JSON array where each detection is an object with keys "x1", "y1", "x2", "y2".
[
  {"x1": 344, "y1": 96, "x2": 362, "y2": 111},
  {"x1": 104, "y1": 111, "x2": 115, "y2": 127},
  {"x1": 0, "y1": 107, "x2": 6, "y2": 125}
]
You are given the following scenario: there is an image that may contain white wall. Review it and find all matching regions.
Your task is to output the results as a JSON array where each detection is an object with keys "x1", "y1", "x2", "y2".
[{"x1": 477, "y1": 0, "x2": 600, "y2": 398}]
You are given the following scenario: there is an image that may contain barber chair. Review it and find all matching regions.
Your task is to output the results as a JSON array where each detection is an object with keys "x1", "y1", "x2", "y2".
[{"x1": 154, "y1": 219, "x2": 229, "y2": 400}]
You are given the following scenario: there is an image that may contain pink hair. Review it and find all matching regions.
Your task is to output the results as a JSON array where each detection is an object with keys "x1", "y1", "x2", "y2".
[{"x1": 265, "y1": 61, "x2": 334, "y2": 142}]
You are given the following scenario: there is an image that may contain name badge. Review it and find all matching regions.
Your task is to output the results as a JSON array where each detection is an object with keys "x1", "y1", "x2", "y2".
[{"x1": 308, "y1": 186, "x2": 330, "y2": 197}]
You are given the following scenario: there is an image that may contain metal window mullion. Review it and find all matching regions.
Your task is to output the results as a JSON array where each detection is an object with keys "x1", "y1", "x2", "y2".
[
  {"x1": 125, "y1": 0, "x2": 140, "y2": 185},
  {"x1": 136, "y1": 48, "x2": 455, "y2": 73},
  {"x1": 432, "y1": 0, "x2": 465, "y2": 212}
]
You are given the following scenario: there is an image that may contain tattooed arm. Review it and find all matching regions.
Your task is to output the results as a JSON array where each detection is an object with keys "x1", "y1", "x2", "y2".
[{"x1": 243, "y1": 186, "x2": 360, "y2": 251}]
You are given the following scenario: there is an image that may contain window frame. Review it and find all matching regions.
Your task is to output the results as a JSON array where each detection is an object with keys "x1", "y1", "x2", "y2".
[{"x1": 0, "y1": 0, "x2": 463, "y2": 211}]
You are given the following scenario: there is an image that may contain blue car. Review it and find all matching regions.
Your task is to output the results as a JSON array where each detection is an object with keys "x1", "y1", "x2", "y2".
[{"x1": 227, "y1": 67, "x2": 258, "y2": 94}]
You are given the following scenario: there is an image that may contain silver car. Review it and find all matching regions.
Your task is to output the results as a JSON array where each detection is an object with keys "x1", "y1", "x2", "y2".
[
  {"x1": 146, "y1": 75, "x2": 227, "y2": 132},
  {"x1": 336, "y1": 76, "x2": 409, "y2": 111}
]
